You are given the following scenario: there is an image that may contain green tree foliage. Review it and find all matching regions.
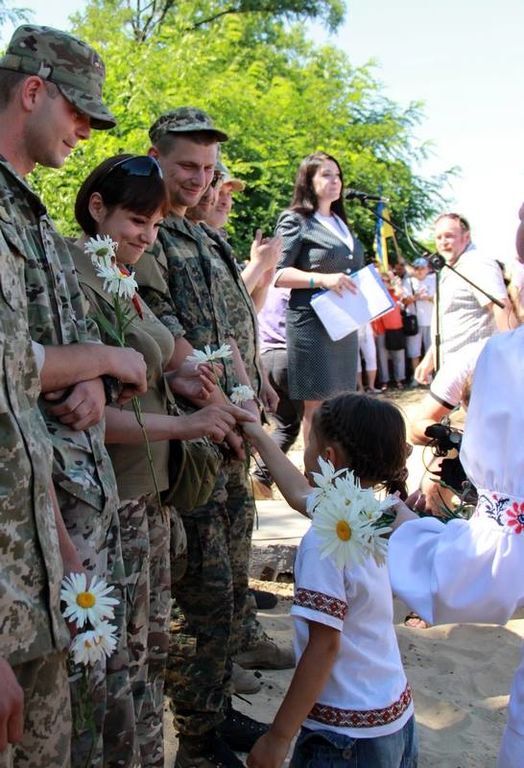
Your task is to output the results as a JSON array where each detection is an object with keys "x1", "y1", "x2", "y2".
[
  {"x1": 31, "y1": 0, "x2": 447, "y2": 259},
  {"x1": 0, "y1": 0, "x2": 29, "y2": 27}
]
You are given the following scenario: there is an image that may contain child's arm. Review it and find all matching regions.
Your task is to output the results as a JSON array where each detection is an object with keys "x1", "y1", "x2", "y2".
[
  {"x1": 243, "y1": 421, "x2": 312, "y2": 514},
  {"x1": 247, "y1": 620, "x2": 340, "y2": 768}
]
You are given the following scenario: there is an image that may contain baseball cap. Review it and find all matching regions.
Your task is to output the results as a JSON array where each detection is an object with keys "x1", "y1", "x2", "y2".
[
  {"x1": 0, "y1": 24, "x2": 116, "y2": 130},
  {"x1": 215, "y1": 158, "x2": 245, "y2": 192},
  {"x1": 413, "y1": 257, "x2": 429, "y2": 268},
  {"x1": 149, "y1": 107, "x2": 228, "y2": 144}
]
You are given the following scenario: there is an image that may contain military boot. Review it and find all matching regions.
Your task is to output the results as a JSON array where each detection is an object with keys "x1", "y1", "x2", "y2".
[
  {"x1": 175, "y1": 731, "x2": 244, "y2": 768},
  {"x1": 217, "y1": 699, "x2": 269, "y2": 753}
]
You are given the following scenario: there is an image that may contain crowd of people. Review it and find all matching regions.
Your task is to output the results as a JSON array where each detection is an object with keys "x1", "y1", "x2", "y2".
[{"x1": 1, "y1": 20, "x2": 523, "y2": 768}]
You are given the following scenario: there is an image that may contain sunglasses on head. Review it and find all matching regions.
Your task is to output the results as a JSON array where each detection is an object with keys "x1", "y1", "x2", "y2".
[{"x1": 100, "y1": 155, "x2": 163, "y2": 184}]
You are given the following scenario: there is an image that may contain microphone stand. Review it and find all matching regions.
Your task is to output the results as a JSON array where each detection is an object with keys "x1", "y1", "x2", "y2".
[{"x1": 351, "y1": 196, "x2": 505, "y2": 372}]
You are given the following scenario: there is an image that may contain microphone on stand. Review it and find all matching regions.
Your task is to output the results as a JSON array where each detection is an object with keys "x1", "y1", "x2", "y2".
[{"x1": 344, "y1": 188, "x2": 388, "y2": 203}]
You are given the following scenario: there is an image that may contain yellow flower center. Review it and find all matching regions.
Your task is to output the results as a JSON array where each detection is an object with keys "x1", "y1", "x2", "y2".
[
  {"x1": 336, "y1": 520, "x2": 352, "y2": 541},
  {"x1": 76, "y1": 591, "x2": 96, "y2": 609}
]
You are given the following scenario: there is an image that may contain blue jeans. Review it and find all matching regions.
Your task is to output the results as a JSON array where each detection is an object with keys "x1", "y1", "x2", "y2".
[{"x1": 290, "y1": 715, "x2": 418, "y2": 767}]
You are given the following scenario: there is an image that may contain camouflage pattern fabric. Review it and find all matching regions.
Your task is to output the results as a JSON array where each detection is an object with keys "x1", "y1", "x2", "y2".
[
  {"x1": 118, "y1": 494, "x2": 171, "y2": 767},
  {"x1": 135, "y1": 214, "x2": 237, "y2": 391},
  {"x1": 165, "y1": 470, "x2": 235, "y2": 735},
  {"x1": 103, "y1": 509, "x2": 141, "y2": 767},
  {"x1": 149, "y1": 106, "x2": 227, "y2": 144},
  {"x1": 0, "y1": 24, "x2": 115, "y2": 129},
  {"x1": 0, "y1": 652, "x2": 71, "y2": 768},
  {"x1": 200, "y1": 223, "x2": 262, "y2": 395},
  {"x1": 137, "y1": 212, "x2": 258, "y2": 735},
  {"x1": 0, "y1": 159, "x2": 133, "y2": 767},
  {"x1": 0, "y1": 229, "x2": 69, "y2": 668}
]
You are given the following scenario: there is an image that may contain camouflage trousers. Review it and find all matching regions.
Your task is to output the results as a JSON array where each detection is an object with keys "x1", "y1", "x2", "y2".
[
  {"x1": 0, "y1": 651, "x2": 71, "y2": 768},
  {"x1": 58, "y1": 492, "x2": 139, "y2": 768},
  {"x1": 166, "y1": 461, "x2": 256, "y2": 736},
  {"x1": 118, "y1": 494, "x2": 171, "y2": 768}
]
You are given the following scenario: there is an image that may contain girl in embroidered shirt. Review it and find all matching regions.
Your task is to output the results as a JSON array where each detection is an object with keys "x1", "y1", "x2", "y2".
[{"x1": 245, "y1": 393, "x2": 418, "y2": 768}]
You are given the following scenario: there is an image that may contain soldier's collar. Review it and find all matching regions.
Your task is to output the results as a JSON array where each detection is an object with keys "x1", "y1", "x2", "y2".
[{"x1": 0, "y1": 155, "x2": 47, "y2": 216}]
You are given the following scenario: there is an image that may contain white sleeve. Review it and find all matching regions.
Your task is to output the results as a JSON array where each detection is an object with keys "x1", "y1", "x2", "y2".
[
  {"x1": 31, "y1": 341, "x2": 45, "y2": 374},
  {"x1": 388, "y1": 515, "x2": 523, "y2": 625},
  {"x1": 430, "y1": 341, "x2": 486, "y2": 408},
  {"x1": 291, "y1": 532, "x2": 348, "y2": 631}
]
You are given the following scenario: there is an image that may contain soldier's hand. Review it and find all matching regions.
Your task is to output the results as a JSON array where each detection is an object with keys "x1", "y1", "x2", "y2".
[
  {"x1": 102, "y1": 347, "x2": 148, "y2": 402},
  {"x1": 0, "y1": 658, "x2": 24, "y2": 751},
  {"x1": 173, "y1": 404, "x2": 256, "y2": 443},
  {"x1": 169, "y1": 359, "x2": 221, "y2": 401},
  {"x1": 225, "y1": 429, "x2": 246, "y2": 460},
  {"x1": 46, "y1": 379, "x2": 106, "y2": 430}
]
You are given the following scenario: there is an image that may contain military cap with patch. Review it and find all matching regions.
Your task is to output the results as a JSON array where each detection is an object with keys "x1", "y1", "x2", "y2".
[
  {"x1": 149, "y1": 107, "x2": 228, "y2": 144},
  {"x1": 0, "y1": 24, "x2": 116, "y2": 130}
]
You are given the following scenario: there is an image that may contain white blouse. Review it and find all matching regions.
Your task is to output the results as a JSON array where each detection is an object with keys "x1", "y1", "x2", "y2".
[{"x1": 388, "y1": 327, "x2": 524, "y2": 767}]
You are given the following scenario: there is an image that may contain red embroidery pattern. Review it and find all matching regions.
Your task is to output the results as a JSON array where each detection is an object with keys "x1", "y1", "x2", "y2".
[
  {"x1": 308, "y1": 683, "x2": 412, "y2": 729},
  {"x1": 478, "y1": 491, "x2": 524, "y2": 534},
  {"x1": 507, "y1": 502, "x2": 524, "y2": 535},
  {"x1": 293, "y1": 588, "x2": 348, "y2": 621}
]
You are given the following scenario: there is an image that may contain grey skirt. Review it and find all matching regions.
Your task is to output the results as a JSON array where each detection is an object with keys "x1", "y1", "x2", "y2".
[{"x1": 286, "y1": 303, "x2": 358, "y2": 400}]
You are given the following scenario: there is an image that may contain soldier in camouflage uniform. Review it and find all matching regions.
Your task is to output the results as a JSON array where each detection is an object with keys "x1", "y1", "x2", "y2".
[
  {"x1": 192, "y1": 182, "x2": 296, "y2": 670},
  {"x1": 0, "y1": 25, "x2": 148, "y2": 768},
  {"x1": 135, "y1": 107, "x2": 269, "y2": 768},
  {"x1": 0, "y1": 239, "x2": 73, "y2": 766}
]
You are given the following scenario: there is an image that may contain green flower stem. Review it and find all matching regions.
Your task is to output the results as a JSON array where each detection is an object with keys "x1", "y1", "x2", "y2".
[
  {"x1": 131, "y1": 395, "x2": 163, "y2": 510},
  {"x1": 96, "y1": 293, "x2": 163, "y2": 511}
]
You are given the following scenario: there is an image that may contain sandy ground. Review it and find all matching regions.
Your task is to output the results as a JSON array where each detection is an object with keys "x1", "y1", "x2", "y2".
[{"x1": 164, "y1": 389, "x2": 523, "y2": 767}]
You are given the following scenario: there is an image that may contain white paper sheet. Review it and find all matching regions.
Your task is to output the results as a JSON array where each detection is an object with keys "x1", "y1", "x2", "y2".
[{"x1": 310, "y1": 265, "x2": 394, "y2": 341}]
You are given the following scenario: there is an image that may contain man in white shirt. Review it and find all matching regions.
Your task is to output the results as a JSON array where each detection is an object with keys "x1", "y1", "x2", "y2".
[{"x1": 415, "y1": 212, "x2": 515, "y2": 383}]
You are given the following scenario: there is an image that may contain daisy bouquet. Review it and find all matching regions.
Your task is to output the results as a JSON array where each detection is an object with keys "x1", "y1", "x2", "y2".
[
  {"x1": 310, "y1": 458, "x2": 394, "y2": 569},
  {"x1": 61, "y1": 572, "x2": 119, "y2": 762},
  {"x1": 84, "y1": 236, "x2": 161, "y2": 507}
]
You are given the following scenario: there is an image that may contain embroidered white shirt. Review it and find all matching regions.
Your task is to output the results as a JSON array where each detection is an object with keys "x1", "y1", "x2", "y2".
[{"x1": 292, "y1": 524, "x2": 413, "y2": 738}]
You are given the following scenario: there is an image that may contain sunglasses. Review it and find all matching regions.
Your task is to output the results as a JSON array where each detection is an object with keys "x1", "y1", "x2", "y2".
[
  {"x1": 210, "y1": 170, "x2": 225, "y2": 188},
  {"x1": 100, "y1": 155, "x2": 163, "y2": 184}
]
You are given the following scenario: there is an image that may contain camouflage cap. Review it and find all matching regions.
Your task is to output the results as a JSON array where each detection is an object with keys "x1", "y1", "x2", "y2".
[
  {"x1": 218, "y1": 160, "x2": 245, "y2": 193},
  {"x1": 0, "y1": 24, "x2": 116, "y2": 130},
  {"x1": 149, "y1": 107, "x2": 228, "y2": 144}
]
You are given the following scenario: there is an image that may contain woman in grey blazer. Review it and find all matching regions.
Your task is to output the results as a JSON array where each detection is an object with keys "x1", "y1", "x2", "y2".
[{"x1": 274, "y1": 151, "x2": 364, "y2": 444}]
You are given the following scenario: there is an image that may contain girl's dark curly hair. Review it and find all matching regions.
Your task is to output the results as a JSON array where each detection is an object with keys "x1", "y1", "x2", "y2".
[{"x1": 313, "y1": 393, "x2": 409, "y2": 499}]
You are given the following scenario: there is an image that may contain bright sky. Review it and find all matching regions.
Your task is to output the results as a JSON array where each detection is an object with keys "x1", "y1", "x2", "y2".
[{"x1": 2, "y1": 0, "x2": 523, "y2": 260}]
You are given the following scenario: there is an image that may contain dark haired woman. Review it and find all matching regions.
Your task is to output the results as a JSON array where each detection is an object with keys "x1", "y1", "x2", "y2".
[
  {"x1": 72, "y1": 154, "x2": 252, "y2": 767},
  {"x1": 274, "y1": 152, "x2": 364, "y2": 444}
]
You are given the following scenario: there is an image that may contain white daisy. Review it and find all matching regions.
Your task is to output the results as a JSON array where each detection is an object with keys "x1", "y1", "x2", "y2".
[
  {"x1": 313, "y1": 494, "x2": 374, "y2": 569},
  {"x1": 311, "y1": 469, "x2": 392, "y2": 569},
  {"x1": 186, "y1": 343, "x2": 233, "y2": 364},
  {"x1": 308, "y1": 457, "x2": 348, "y2": 511},
  {"x1": 61, "y1": 573, "x2": 118, "y2": 629},
  {"x1": 94, "y1": 263, "x2": 138, "y2": 300},
  {"x1": 229, "y1": 384, "x2": 255, "y2": 405},
  {"x1": 70, "y1": 621, "x2": 118, "y2": 666},
  {"x1": 83, "y1": 235, "x2": 118, "y2": 267}
]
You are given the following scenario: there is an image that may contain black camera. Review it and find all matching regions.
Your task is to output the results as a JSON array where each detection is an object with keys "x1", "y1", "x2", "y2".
[
  {"x1": 424, "y1": 422, "x2": 477, "y2": 503},
  {"x1": 424, "y1": 422, "x2": 462, "y2": 456}
]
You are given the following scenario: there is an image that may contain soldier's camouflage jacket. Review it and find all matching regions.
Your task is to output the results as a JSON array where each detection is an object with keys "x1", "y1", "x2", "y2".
[
  {"x1": 0, "y1": 159, "x2": 118, "y2": 536},
  {"x1": 135, "y1": 214, "x2": 238, "y2": 393},
  {"x1": 199, "y1": 223, "x2": 262, "y2": 396},
  {"x1": 0, "y1": 205, "x2": 69, "y2": 666}
]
